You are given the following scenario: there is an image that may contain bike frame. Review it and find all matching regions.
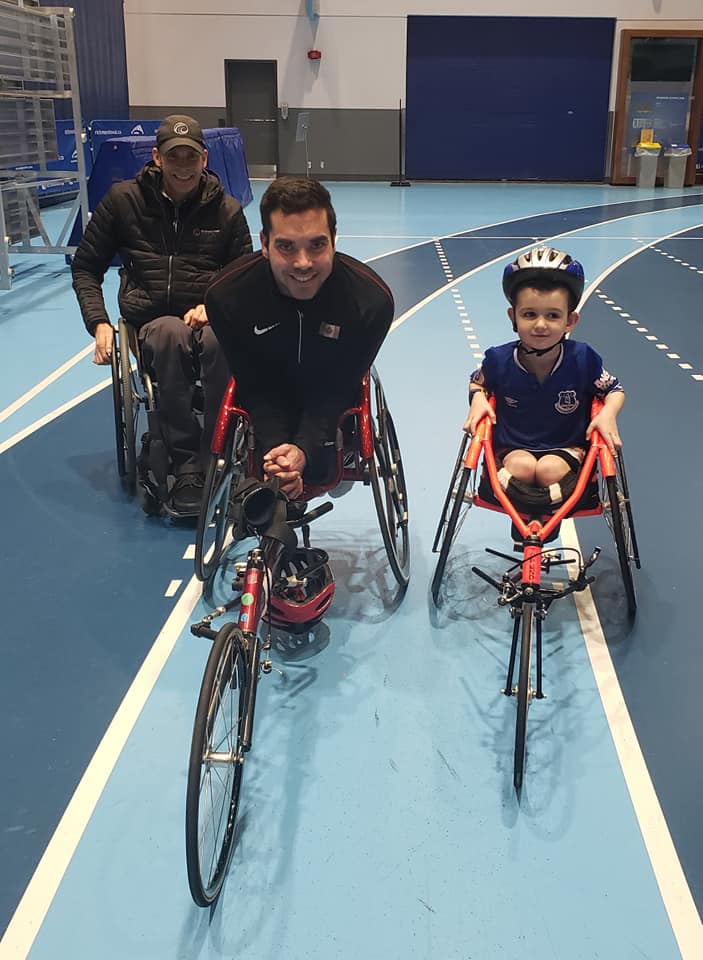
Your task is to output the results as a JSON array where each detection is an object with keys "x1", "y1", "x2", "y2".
[{"x1": 466, "y1": 399, "x2": 614, "y2": 789}]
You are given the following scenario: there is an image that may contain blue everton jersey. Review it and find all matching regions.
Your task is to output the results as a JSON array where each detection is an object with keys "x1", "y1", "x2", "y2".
[{"x1": 478, "y1": 339, "x2": 622, "y2": 451}]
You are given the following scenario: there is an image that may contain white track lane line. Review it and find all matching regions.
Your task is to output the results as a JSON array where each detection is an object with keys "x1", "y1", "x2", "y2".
[
  {"x1": 391, "y1": 216, "x2": 703, "y2": 333},
  {"x1": 0, "y1": 345, "x2": 95, "y2": 425},
  {"x1": 0, "y1": 574, "x2": 204, "y2": 960},
  {"x1": 0, "y1": 378, "x2": 111, "y2": 456},
  {"x1": 3, "y1": 210, "x2": 702, "y2": 956},
  {"x1": 560, "y1": 519, "x2": 703, "y2": 958}
]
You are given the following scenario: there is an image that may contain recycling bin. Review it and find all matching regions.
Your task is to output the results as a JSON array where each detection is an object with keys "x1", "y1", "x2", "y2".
[
  {"x1": 634, "y1": 143, "x2": 661, "y2": 189},
  {"x1": 663, "y1": 144, "x2": 692, "y2": 189}
]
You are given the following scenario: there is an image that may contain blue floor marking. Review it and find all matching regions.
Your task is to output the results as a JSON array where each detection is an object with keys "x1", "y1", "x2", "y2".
[
  {"x1": 0, "y1": 391, "x2": 194, "y2": 933},
  {"x1": 574, "y1": 240, "x2": 703, "y2": 914},
  {"x1": 373, "y1": 194, "x2": 703, "y2": 318},
  {"x1": 22, "y1": 313, "x2": 683, "y2": 959},
  {"x1": 2, "y1": 186, "x2": 703, "y2": 957}
]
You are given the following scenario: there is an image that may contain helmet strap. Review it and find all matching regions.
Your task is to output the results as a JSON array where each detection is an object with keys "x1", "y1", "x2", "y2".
[{"x1": 518, "y1": 334, "x2": 565, "y2": 358}]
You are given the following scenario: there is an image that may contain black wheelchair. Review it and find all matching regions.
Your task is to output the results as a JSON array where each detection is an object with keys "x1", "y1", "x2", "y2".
[{"x1": 110, "y1": 317, "x2": 204, "y2": 516}]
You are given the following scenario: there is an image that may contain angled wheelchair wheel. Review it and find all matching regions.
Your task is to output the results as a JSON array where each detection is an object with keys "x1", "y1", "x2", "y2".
[
  {"x1": 431, "y1": 436, "x2": 473, "y2": 605},
  {"x1": 194, "y1": 417, "x2": 248, "y2": 582},
  {"x1": 111, "y1": 319, "x2": 138, "y2": 493},
  {"x1": 186, "y1": 623, "x2": 247, "y2": 907},
  {"x1": 368, "y1": 368, "x2": 410, "y2": 587},
  {"x1": 110, "y1": 335, "x2": 126, "y2": 478},
  {"x1": 602, "y1": 453, "x2": 639, "y2": 618},
  {"x1": 514, "y1": 604, "x2": 534, "y2": 795}
]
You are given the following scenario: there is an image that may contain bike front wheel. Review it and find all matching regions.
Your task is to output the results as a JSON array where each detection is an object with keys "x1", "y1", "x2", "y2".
[
  {"x1": 185, "y1": 623, "x2": 248, "y2": 906},
  {"x1": 514, "y1": 604, "x2": 534, "y2": 794}
]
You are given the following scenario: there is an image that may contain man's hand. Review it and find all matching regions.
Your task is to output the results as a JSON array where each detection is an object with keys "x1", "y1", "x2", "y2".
[
  {"x1": 93, "y1": 322, "x2": 114, "y2": 365},
  {"x1": 262, "y1": 443, "x2": 307, "y2": 499},
  {"x1": 183, "y1": 304, "x2": 208, "y2": 329}
]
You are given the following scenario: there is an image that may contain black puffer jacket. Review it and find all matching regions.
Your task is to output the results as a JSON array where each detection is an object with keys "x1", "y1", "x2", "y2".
[{"x1": 72, "y1": 163, "x2": 252, "y2": 334}]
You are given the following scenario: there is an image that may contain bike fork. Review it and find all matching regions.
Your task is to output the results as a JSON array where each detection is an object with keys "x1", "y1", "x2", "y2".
[
  {"x1": 239, "y1": 632, "x2": 260, "y2": 752},
  {"x1": 503, "y1": 611, "x2": 521, "y2": 695}
]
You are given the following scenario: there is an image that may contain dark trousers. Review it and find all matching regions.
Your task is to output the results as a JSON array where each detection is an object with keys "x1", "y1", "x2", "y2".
[{"x1": 138, "y1": 316, "x2": 228, "y2": 472}]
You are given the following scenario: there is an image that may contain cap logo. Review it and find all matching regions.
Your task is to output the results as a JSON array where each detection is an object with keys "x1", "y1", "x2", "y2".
[{"x1": 173, "y1": 122, "x2": 189, "y2": 135}]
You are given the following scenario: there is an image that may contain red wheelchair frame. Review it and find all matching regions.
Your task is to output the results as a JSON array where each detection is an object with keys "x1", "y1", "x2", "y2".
[
  {"x1": 194, "y1": 365, "x2": 410, "y2": 587},
  {"x1": 431, "y1": 397, "x2": 640, "y2": 792}
]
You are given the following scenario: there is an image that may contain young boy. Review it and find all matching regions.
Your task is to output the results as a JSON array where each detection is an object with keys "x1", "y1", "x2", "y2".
[{"x1": 464, "y1": 246, "x2": 624, "y2": 511}]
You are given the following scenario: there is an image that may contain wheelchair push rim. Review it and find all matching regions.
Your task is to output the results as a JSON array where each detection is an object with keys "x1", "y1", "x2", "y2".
[
  {"x1": 194, "y1": 419, "x2": 248, "y2": 582},
  {"x1": 368, "y1": 368, "x2": 410, "y2": 587},
  {"x1": 431, "y1": 435, "x2": 473, "y2": 605},
  {"x1": 111, "y1": 318, "x2": 139, "y2": 493}
]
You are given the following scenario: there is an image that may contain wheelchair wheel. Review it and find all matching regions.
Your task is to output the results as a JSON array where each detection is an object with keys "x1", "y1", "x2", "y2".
[
  {"x1": 431, "y1": 437, "x2": 472, "y2": 605},
  {"x1": 111, "y1": 320, "x2": 138, "y2": 493},
  {"x1": 368, "y1": 368, "x2": 410, "y2": 587},
  {"x1": 194, "y1": 418, "x2": 248, "y2": 582},
  {"x1": 603, "y1": 455, "x2": 639, "y2": 617},
  {"x1": 514, "y1": 604, "x2": 533, "y2": 795},
  {"x1": 185, "y1": 623, "x2": 247, "y2": 907}
]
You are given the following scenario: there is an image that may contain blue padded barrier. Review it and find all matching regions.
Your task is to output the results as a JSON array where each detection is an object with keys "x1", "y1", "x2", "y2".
[{"x1": 68, "y1": 126, "x2": 252, "y2": 251}]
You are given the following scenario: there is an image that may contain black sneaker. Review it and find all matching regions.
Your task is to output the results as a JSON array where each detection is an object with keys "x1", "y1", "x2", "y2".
[{"x1": 170, "y1": 471, "x2": 205, "y2": 516}]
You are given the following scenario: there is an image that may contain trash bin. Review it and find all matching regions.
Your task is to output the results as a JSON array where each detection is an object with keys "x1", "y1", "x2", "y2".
[
  {"x1": 663, "y1": 144, "x2": 692, "y2": 188},
  {"x1": 634, "y1": 142, "x2": 661, "y2": 188}
]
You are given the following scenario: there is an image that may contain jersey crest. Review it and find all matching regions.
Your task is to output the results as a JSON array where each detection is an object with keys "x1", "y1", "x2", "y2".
[{"x1": 555, "y1": 390, "x2": 579, "y2": 414}]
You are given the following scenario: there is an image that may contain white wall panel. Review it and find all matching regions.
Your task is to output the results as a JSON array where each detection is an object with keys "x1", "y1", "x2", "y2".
[
  {"x1": 125, "y1": 0, "x2": 703, "y2": 17},
  {"x1": 125, "y1": 5, "x2": 703, "y2": 113},
  {"x1": 125, "y1": 14, "x2": 405, "y2": 109}
]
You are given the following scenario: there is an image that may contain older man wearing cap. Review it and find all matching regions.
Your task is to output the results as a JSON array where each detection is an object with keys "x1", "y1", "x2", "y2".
[{"x1": 72, "y1": 114, "x2": 252, "y2": 516}]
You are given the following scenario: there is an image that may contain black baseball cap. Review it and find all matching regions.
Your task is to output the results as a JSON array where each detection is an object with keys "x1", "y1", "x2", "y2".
[{"x1": 156, "y1": 115, "x2": 206, "y2": 155}]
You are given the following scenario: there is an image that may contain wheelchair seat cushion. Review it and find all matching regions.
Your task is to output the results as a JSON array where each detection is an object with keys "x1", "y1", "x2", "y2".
[{"x1": 477, "y1": 466, "x2": 599, "y2": 516}]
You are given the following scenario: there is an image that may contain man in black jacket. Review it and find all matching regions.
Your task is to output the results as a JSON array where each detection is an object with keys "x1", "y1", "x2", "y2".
[
  {"x1": 206, "y1": 176, "x2": 394, "y2": 501},
  {"x1": 72, "y1": 115, "x2": 252, "y2": 514}
]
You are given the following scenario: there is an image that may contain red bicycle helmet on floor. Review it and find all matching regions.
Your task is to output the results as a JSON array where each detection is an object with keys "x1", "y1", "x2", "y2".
[{"x1": 264, "y1": 547, "x2": 335, "y2": 633}]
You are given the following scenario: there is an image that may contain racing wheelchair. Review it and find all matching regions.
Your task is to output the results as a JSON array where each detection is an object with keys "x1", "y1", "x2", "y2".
[
  {"x1": 110, "y1": 317, "x2": 205, "y2": 516},
  {"x1": 184, "y1": 364, "x2": 409, "y2": 905},
  {"x1": 431, "y1": 398, "x2": 640, "y2": 793},
  {"x1": 186, "y1": 481, "x2": 337, "y2": 905},
  {"x1": 193, "y1": 365, "x2": 410, "y2": 588}
]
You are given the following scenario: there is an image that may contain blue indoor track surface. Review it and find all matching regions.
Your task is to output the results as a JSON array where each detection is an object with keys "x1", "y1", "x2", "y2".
[{"x1": 1, "y1": 181, "x2": 703, "y2": 960}]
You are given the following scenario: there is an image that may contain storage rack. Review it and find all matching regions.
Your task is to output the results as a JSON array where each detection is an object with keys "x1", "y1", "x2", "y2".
[{"x1": 0, "y1": 0, "x2": 89, "y2": 289}]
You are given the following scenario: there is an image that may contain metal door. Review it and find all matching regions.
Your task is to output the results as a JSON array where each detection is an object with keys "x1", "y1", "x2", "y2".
[{"x1": 225, "y1": 59, "x2": 278, "y2": 177}]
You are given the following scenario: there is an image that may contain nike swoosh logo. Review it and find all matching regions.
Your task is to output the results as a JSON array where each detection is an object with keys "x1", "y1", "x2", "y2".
[{"x1": 253, "y1": 322, "x2": 280, "y2": 336}]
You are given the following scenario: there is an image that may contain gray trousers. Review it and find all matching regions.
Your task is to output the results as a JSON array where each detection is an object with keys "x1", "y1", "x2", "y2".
[{"x1": 138, "y1": 316, "x2": 228, "y2": 473}]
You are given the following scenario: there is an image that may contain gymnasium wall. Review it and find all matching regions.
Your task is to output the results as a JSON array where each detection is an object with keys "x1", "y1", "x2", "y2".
[{"x1": 122, "y1": 2, "x2": 703, "y2": 180}]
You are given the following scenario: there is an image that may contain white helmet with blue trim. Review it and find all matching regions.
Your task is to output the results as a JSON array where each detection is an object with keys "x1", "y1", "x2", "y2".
[{"x1": 502, "y1": 246, "x2": 585, "y2": 309}]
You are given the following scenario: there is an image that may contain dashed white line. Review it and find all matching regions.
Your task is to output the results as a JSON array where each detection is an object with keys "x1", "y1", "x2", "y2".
[
  {"x1": 651, "y1": 245, "x2": 703, "y2": 277},
  {"x1": 442, "y1": 268, "x2": 481, "y2": 354},
  {"x1": 434, "y1": 240, "x2": 455, "y2": 283},
  {"x1": 596, "y1": 286, "x2": 702, "y2": 382},
  {"x1": 164, "y1": 579, "x2": 182, "y2": 597}
]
